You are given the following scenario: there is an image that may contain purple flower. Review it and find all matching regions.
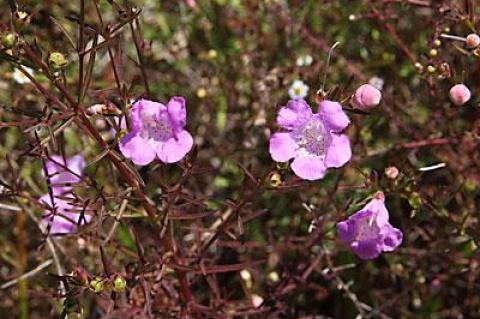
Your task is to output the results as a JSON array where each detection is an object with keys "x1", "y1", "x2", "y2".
[
  {"x1": 336, "y1": 192, "x2": 403, "y2": 260},
  {"x1": 44, "y1": 155, "x2": 86, "y2": 195},
  {"x1": 269, "y1": 99, "x2": 352, "y2": 180},
  {"x1": 39, "y1": 194, "x2": 92, "y2": 234},
  {"x1": 119, "y1": 97, "x2": 194, "y2": 165}
]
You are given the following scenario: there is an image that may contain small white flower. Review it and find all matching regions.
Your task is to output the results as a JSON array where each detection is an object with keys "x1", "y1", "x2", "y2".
[
  {"x1": 296, "y1": 56, "x2": 305, "y2": 67},
  {"x1": 304, "y1": 54, "x2": 313, "y2": 66},
  {"x1": 288, "y1": 80, "x2": 309, "y2": 99},
  {"x1": 368, "y1": 76, "x2": 384, "y2": 91},
  {"x1": 296, "y1": 54, "x2": 313, "y2": 67},
  {"x1": 13, "y1": 66, "x2": 34, "y2": 84}
]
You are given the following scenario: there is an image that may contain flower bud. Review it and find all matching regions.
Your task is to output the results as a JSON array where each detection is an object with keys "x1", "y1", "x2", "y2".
[
  {"x1": 113, "y1": 276, "x2": 127, "y2": 292},
  {"x1": 351, "y1": 84, "x2": 382, "y2": 111},
  {"x1": 2, "y1": 32, "x2": 17, "y2": 48},
  {"x1": 449, "y1": 84, "x2": 471, "y2": 106},
  {"x1": 466, "y1": 33, "x2": 480, "y2": 49},
  {"x1": 48, "y1": 52, "x2": 68, "y2": 70},
  {"x1": 385, "y1": 166, "x2": 400, "y2": 179}
]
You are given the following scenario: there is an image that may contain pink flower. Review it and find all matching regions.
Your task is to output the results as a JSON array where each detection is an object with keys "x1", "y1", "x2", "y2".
[
  {"x1": 269, "y1": 99, "x2": 351, "y2": 180},
  {"x1": 352, "y1": 84, "x2": 382, "y2": 111},
  {"x1": 44, "y1": 155, "x2": 86, "y2": 195},
  {"x1": 39, "y1": 194, "x2": 92, "y2": 234},
  {"x1": 449, "y1": 84, "x2": 471, "y2": 106},
  {"x1": 119, "y1": 97, "x2": 194, "y2": 165},
  {"x1": 336, "y1": 192, "x2": 403, "y2": 260}
]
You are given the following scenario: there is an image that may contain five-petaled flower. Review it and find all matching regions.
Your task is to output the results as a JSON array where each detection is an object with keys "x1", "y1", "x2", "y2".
[
  {"x1": 269, "y1": 99, "x2": 352, "y2": 180},
  {"x1": 44, "y1": 154, "x2": 86, "y2": 195},
  {"x1": 288, "y1": 80, "x2": 309, "y2": 100},
  {"x1": 336, "y1": 192, "x2": 403, "y2": 260},
  {"x1": 39, "y1": 194, "x2": 92, "y2": 234},
  {"x1": 119, "y1": 97, "x2": 194, "y2": 165}
]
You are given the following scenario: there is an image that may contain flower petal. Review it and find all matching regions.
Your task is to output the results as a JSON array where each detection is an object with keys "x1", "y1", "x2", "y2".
[
  {"x1": 119, "y1": 133, "x2": 156, "y2": 166},
  {"x1": 269, "y1": 132, "x2": 297, "y2": 162},
  {"x1": 324, "y1": 133, "x2": 351, "y2": 168},
  {"x1": 318, "y1": 100, "x2": 350, "y2": 132},
  {"x1": 167, "y1": 96, "x2": 187, "y2": 132},
  {"x1": 351, "y1": 238, "x2": 383, "y2": 260},
  {"x1": 277, "y1": 99, "x2": 312, "y2": 129},
  {"x1": 336, "y1": 219, "x2": 356, "y2": 243},
  {"x1": 39, "y1": 194, "x2": 91, "y2": 234},
  {"x1": 45, "y1": 155, "x2": 86, "y2": 193},
  {"x1": 68, "y1": 155, "x2": 86, "y2": 177},
  {"x1": 131, "y1": 99, "x2": 166, "y2": 131},
  {"x1": 156, "y1": 130, "x2": 193, "y2": 163},
  {"x1": 363, "y1": 195, "x2": 389, "y2": 226},
  {"x1": 291, "y1": 155, "x2": 327, "y2": 180},
  {"x1": 381, "y1": 225, "x2": 403, "y2": 252}
]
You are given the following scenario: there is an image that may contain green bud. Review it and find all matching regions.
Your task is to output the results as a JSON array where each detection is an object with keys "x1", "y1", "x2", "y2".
[
  {"x1": 89, "y1": 277, "x2": 104, "y2": 293},
  {"x1": 408, "y1": 192, "x2": 422, "y2": 209},
  {"x1": 113, "y1": 276, "x2": 127, "y2": 292},
  {"x1": 2, "y1": 32, "x2": 17, "y2": 48},
  {"x1": 48, "y1": 52, "x2": 68, "y2": 70}
]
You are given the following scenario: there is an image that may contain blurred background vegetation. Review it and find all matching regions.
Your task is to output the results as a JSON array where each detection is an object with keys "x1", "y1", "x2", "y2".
[{"x1": 0, "y1": 0, "x2": 479, "y2": 318}]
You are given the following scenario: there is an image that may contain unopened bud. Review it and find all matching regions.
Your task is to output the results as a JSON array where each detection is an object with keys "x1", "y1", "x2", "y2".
[
  {"x1": 2, "y1": 32, "x2": 17, "y2": 48},
  {"x1": 385, "y1": 166, "x2": 399, "y2": 179},
  {"x1": 351, "y1": 84, "x2": 382, "y2": 111},
  {"x1": 449, "y1": 84, "x2": 471, "y2": 106},
  {"x1": 426, "y1": 65, "x2": 436, "y2": 73},
  {"x1": 113, "y1": 276, "x2": 127, "y2": 292},
  {"x1": 196, "y1": 88, "x2": 207, "y2": 98},
  {"x1": 466, "y1": 33, "x2": 480, "y2": 49},
  {"x1": 48, "y1": 52, "x2": 68, "y2": 70}
]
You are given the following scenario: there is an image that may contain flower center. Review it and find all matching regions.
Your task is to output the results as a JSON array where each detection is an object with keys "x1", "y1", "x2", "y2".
[
  {"x1": 141, "y1": 112, "x2": 173, "y2": 141},
  {"x1": 296, "y1": 117, "x2": 326, "y2": 157},
  {"x1": 356, "y1": 212, "x2": 379, "y2": 241}
]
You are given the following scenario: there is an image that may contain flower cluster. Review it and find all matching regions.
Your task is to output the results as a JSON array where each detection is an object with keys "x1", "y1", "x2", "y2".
[
  {"x1": 39, "y1": 155, "x2": 91, "y2": 234},
  {"x1": 94, "y1": 91, "x2": 402, "y2": 259}
]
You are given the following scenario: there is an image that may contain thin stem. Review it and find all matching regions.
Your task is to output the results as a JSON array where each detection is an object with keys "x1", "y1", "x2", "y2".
[{"x1": 319, "y1": 41, "x2": 340, "y2": 95}]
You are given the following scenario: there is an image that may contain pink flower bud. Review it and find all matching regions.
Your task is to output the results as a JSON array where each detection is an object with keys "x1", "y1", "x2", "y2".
[
  {"x1": 449, "y1": 84, "x2": 471, "y2": 106},
  {"x1": 352, "y1": 84, "x2": 382, "y2": 111},
  {"x1": 466, "y1": 33, "x2": 480, "y2": 49},
  {"x1": 385, "y1": 166, "x2": 399, "y2": 179}
]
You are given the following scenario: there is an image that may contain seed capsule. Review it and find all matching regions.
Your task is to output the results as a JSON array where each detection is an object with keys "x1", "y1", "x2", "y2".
[
  {"x1": 48, "y1": 52, "x2": 68, "y2": 70},
  {"x1": 1, "y1": 32, "x2": 17, "y2": 48},
  {"x1": 113, "y1": 276, "x2": 127, "y2": 292}
]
